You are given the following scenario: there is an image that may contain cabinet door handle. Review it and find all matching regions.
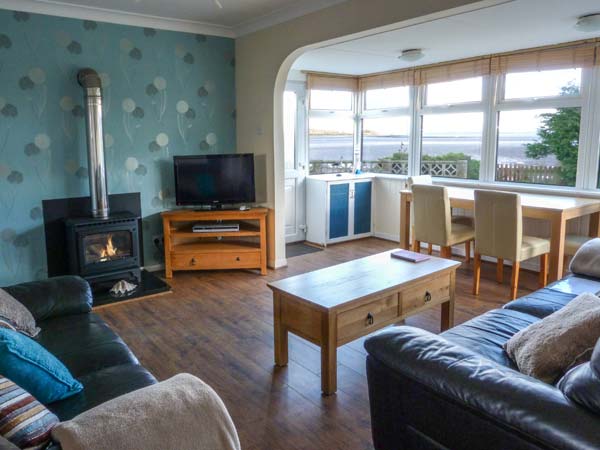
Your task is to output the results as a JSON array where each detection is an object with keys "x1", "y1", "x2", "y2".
[
  {"x1": 366, "y1": 313, "x2": 374, "y2": 326},
  {"x1": 424, "y1": 291, "x2": 432, "y2": 303}
]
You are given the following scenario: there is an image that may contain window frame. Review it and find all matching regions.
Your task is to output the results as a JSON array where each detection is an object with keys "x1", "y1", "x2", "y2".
[
  {"x1": 417, "y1": 75, "x2": 487, "y2": 181},
  {"x1": 491, "y1": 68, "x2": 588, "y2": 189},
  {"x1": 362, "y1": 85, "x2": 411, "y2": 112},
  {"x1": 423, "y1": 76, "x2": 484, "y2": 107},
  {"x1": 305, "y1": 62, "x2": 600, "y2": 192},
  {"x1": 358, "y1": 87, "x2": 413, "y2": 174},
  {"x1": 309, "y1": 89, "x2": 354, "y2": 112},
  {"x1": 308, "y1": 89, "x2": 358, "y2": 174}
]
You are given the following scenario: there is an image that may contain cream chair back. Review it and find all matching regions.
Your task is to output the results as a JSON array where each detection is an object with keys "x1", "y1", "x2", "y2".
[
  {"x1": 474, "y1": 190, "x2": 521, "y2": 261},
  {"x1": 412, "y1": 184, "x2": 451, "y2": 246},
  {"x1": 407, "y1": 175, "x2": 432, "y2": 188},
  {"x1": 407, "y1": 175, "x2": 433, "y2": 229}
]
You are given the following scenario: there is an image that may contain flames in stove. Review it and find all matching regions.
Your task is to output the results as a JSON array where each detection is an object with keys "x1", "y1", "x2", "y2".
[
  {"x1": 98, "y1": 235, "x2": 118, "y2": 261},
  {"x1": 84, "y1": 231, "x2": 132, "y2": 265}
]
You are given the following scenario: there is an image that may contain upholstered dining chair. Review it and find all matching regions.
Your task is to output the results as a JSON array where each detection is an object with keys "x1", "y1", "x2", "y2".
[
  {"x1": 412, "y1": 184, "x2": 474, "y2": 261},
  {"x1": 472, "y1": 190, "x2": 550, "y2": 300},
  {"x1": 407, "y1": 175, "x2": 473, "y2": 256}
]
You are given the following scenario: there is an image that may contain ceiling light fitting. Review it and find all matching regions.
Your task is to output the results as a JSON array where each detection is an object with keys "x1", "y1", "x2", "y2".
[
  {"x1": 398, "y1": 48, "x2": 424, "y2": 62},
  {"x1": 575, "y1": 13, "x2": 600, "y2": 32}
]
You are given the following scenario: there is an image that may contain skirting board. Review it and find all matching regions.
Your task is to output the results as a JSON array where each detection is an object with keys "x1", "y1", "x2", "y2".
[
  {"x1": 417, "y1": 243, "x2": 541, "y2": 271},
  {"x1": 269, "y1": 258, "x2": 288, "y2": 269},
  {"x1": 373, "y1": 231, "x2": 400, "y2": 242}
]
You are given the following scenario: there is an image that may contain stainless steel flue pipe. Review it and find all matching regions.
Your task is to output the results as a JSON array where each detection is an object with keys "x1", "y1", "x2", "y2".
[{"x1": 77, "y1": 68, "x2": 109, "y2": 219}]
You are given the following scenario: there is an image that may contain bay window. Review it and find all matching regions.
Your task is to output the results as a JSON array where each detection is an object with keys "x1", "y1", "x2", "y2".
[
  {"x1": 494, "y1": 68, "x2": 584, "y2": 187},
  {"x1": 503, "y1": 68, "x2": 582, "y2": 100},
  {"x1": 304, "y1": 39, "x2": 600, "y2": 189},
  {"x1": 361, "y1": 116, "x2": 410, "y2": 174},
  {"x1": 308, "y1": 116, "x2": 355, "y2": 174},
  {"x1": 421, "y1": 112, "x2": 484, "y2": 180},
  {"x1": 425, "y1": 77, "x2": 483, "y2": 106},
  {"x1": 419, "y1": 75, "x2": 485, "y2": 180},
  {"x1": 364, "y1": 86, "x2": 410, "y2": 110},
  {"x1": 306, "y1": 75, "x2": 358, "y2": 174},
  {"x1": 310, "y1": 89, "x2": 354, "y2": 111},
  {"x1": 359, "y1": 77, "x2": 412, "y2": 174}
]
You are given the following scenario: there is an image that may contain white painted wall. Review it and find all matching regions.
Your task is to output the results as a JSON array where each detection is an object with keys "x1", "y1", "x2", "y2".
[
  {"x1": 235, "y1": 0, "x2": 493, "y2": 267},
  {"x1": 372, "y1": 176, "x2": 406, "y2": 242}
]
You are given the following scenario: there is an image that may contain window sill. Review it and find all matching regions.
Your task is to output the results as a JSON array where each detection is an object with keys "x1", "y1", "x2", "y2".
[
  {"x1": 364, "y1": 173, "x2": 408, "y2": 181},
  {"x1": 359, "y1": 172, "x2": 600, "y2": 198},
  {"x1": 431, "y1": 177, "x2": 600, "y2": 199}
]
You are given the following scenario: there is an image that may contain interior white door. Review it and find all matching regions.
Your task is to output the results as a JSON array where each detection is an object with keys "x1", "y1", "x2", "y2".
[{"x1": 283, "y1": 83, "x2": 307, "y2": 243}]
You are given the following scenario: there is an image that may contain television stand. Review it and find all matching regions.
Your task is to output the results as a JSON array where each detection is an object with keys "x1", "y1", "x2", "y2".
[
  {"x1": 191, "y1": 204, "x2": 251, "y2": 211},
  {"x1": 161, "y1": 208, "x2": 268, "y2": 278}
]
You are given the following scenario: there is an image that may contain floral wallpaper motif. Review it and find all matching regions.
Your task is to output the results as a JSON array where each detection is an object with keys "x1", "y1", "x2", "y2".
[{"x1": 0, "y1": 9, "x2": 236, "y2": 285}]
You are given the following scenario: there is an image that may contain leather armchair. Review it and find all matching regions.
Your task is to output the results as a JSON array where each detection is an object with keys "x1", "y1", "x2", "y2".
[{"x1": 3, "y1": 276, "x2": 92, "y2": 321}]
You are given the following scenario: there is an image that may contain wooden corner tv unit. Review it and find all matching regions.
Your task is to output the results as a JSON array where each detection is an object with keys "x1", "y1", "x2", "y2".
[{"x1": 161, "y1": 208, "x2": 268, "y2": 278}]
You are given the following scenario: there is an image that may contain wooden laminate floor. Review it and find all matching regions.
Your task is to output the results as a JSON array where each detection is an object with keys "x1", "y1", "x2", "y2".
[{"x1": 98, "y1": 238, "x2": 541, "y2": 450}]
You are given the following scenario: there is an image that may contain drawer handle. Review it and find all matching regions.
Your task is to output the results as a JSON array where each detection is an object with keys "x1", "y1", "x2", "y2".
[
  {"x1": 190, "y1": 258, "x2": 197, "y2": 266},
  {"x1": 366, "y1": 313, "x2": 374, "y2": 326},
  {"x1": 424, "y1": 291, "x2": 432, "y2": 303},
  {"x1": 236, "y1": 256, "x2": 241, "y2": 261}
]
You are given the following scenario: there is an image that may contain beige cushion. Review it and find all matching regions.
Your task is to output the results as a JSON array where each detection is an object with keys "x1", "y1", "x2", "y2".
[
  {"x1": 52, "y1": 373, "x2": 241, "y2": 450},
  {"x1": 0, "y1": 288, "x2": 40, "y2": 337},
  {"x1": 448, "y1": 223, "x2": 475, "y2": 246},
  {"x1": 520, "y1": 235, "x2": 551, "y2": 261},
  {"x1": 565, "y1": 235, "x2": 591, "y2": 256},
  {"x1": 569, "y1": 238, "x2": 600, "y2": 278},
  {"x1": 504, "y1": 292, "x2": 600, "y2": 383}
]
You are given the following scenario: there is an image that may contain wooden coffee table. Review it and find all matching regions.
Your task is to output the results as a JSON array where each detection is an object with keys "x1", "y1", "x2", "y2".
[{"x1": 268, "y1": 250, "x2": 460, "y2": 395}]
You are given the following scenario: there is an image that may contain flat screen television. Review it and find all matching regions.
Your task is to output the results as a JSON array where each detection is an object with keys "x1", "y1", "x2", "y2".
[{"x1": 174, "y1": 154, "x2": 255, "y2": 207}]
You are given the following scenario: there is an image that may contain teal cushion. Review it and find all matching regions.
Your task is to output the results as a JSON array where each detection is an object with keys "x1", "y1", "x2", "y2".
[{"x1": 0, "y1": 328, "x2": 83, "y2": 404}]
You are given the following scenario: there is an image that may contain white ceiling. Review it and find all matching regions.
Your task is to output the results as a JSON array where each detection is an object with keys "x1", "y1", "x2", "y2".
[
  {"x1": 293, "y1": 0, "x2": 600, "y2": 75},
  {"x1": 1, "y1": 0, "x2": 348, "y2": 37}
]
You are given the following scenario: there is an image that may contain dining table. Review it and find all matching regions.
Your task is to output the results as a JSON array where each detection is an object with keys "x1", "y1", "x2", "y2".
[{"x1": 400, "y1": 186, "x2": 600, "y2": 282}]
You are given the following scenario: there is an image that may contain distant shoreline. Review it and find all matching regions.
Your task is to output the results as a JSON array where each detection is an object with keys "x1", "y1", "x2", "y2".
[{"x1": 308, "y1": 134, "x2": 559, "y2": 165}]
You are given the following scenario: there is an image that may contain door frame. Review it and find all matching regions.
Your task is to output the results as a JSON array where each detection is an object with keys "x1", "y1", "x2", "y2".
[{"x1": 284, "y1": 80, "x2": 308, "y2": 243}]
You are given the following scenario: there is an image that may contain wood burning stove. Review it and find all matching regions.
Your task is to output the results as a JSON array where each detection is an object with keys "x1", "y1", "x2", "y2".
[
  {"x1": 42, "y1": 68, "x2": 170, "y2": 306},
  {"x1": 61, "y1": 69, "x2": 143, "y2": 290},
  {"x1": 65, "y1": 212, "x2": 141, "y2": 287}
]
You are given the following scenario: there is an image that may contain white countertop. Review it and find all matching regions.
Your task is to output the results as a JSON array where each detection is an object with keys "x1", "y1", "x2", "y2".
[{"x1": 307, "y1": 173, "x2": 374, "y2": 182}]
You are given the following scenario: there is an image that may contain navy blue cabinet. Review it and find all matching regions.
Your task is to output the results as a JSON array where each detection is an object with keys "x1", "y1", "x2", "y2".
[
  {"x1": 354, "y1": 181, "x2": 372, "y2": 235},
  {"x1": 329, "y1": 183, "x2": 350, "y2": 239},
  {"x1": 306, "y1": 176, "x2": 373, "y2": 246}
]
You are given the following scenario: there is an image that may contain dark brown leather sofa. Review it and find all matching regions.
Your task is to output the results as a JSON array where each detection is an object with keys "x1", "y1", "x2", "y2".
[{"x1": 365, "y1": 274, "x2": 600, "y2": 450}]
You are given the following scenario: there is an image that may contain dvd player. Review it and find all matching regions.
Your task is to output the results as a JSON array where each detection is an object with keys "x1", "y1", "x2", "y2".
[{"x1": 192, "y1": 222, "x2": 240, "y2": 233}]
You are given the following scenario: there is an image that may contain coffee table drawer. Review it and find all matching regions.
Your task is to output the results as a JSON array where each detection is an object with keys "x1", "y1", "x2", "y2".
[
  {"x1": 172, "y1": 251, "x2": 261, "y2": 270},
  {"x1": 337, "y1": 294, "x2": 399, "y2": 344},
  {"x1": 401, "y1": 275, "x2": 450, "y2": 315}
]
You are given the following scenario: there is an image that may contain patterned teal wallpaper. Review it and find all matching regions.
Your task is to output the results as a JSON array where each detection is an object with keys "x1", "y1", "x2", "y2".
[{"x1": 0, "y1": 9, "x2": 236, "y2": 285}]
